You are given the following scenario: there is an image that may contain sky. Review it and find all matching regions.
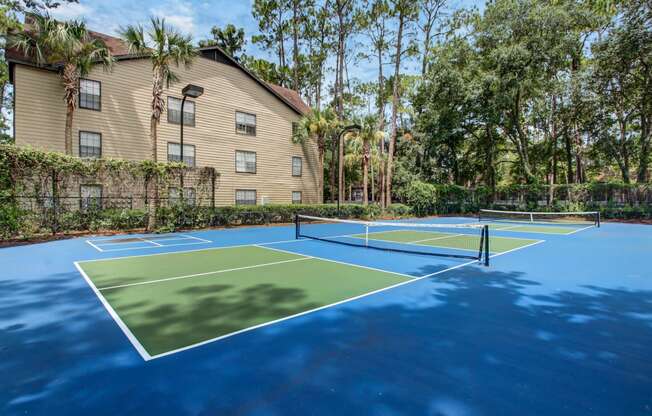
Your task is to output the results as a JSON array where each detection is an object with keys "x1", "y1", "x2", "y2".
[{"x1": 48, "y1": 0, "x2": 481, "y2": 87}]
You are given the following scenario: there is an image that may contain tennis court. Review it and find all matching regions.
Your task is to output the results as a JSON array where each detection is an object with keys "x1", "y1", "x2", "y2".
[
  {"x1": 479, "y1": 208, "x2": 601, "y2": 235},
  {"x1": 75, "y1": 219, "x2": 541, "y2": 359},
  {"x1": 3, "y1": 210, "x2": 651, "y2": 415}
]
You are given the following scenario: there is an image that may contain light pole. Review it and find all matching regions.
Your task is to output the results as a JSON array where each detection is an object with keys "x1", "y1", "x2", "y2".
[
  {"x1": 179, "y1": 84, "x2": 204, "y2": 197},
  {"x1": 337, "y1": 124, "x2": 361, "y2": 216}
]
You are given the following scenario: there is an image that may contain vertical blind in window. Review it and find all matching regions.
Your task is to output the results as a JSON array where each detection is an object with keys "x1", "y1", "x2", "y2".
[
  {"x1": 79, "y1": 131, "x2": 101, "y2": 158},
  {"x1": 79, "y1": 79, "x2": 101, "y2": 110}
]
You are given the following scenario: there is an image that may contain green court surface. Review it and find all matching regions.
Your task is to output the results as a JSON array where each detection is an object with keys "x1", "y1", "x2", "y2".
[
  {"x1": 353, "y1": 230, "x2": 541, "y2": 253},
  {"x1": 76, "y1": 246, "x2": 412, "y2": 358},
  {"x1": 487, "y1": 223, "x2": 591, "y2": 235}
]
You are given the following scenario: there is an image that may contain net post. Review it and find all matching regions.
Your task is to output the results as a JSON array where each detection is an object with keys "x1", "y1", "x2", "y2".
[
  {"x1": 295, "y1": 214, "x2": 300, "y2": 239},
  {"x1": 365, "y1": 225, "x2": 369, "y2": 247},
  {"x1": 484, "y1": 225, "x2": 490, "y2": 266},
  {"x1": 597, "y1": 211, "x2": 601, "y2": 227}
]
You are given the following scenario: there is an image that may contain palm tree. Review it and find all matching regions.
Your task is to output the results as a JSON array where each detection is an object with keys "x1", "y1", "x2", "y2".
[
  {"x1": 292, "y1": 107, "x2": 339, "y2": 203},
  {"x1": 349, "y1": 115, "x2": 384, "y2": 205},
  {"x1": 12, "y1": 13, "x2": 114, "y2": 154},
  {"x1": 120, "y1": 17, "x2": 197, "y2": 229}
]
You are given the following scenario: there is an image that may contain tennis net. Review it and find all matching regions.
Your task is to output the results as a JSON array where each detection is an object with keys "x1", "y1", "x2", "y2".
[
  {"x1": 479, "y1": 209, "x2": 600, "y2": 227},
  {"x1": 295, "y1": 215, "x2": 490, "y2": 266}
]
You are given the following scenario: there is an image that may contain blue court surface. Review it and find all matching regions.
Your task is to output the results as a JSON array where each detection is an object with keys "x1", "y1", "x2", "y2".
[{"x1": 1, "y1": 217, "x2": 651, "y2": 415}]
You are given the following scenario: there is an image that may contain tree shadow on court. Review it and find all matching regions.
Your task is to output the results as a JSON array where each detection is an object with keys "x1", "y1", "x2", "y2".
[
  {"x1": 108, "y1": 282, "x2": 322, "y2": 356},
  {"x1": 3, "y1": 264, "x2": 652, "y2": 415}
]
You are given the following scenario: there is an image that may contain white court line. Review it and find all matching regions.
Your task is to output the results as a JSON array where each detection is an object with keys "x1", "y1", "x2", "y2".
[
  {"x1": 409, "y1": 233, "x2": 464, "y2": 244},
  {"x1": 177, "y1": 233, "x2": 212, "y2": 243},
  {"x1": 94, "y1": 236, "x2": 201, "y2": 245},
  {"x1": 493, "y1": 224, "x2": 521, "y2": 231},
  {"x1": 94, "y1": 240, "x2": 158, "y2": 247},
  {"x1": 565, "y1": 225, "x2": 596, "y2": 235},
  {"x1": 140, "y1": 238, "x2": 163, "y2": 247},
  {"x1": 77, "y1": 236, "x2": 548, "y2": 361},
  {"x1": 74, "y1": 262, "x2": 152, "y2": 361},
  {"x1": 85, "y1": 239, "x2": 104, "y2": 252},
  {"x1": 258, "y1": 245, "x2": 416, "y2": 280},
  {"x1": 97, "y1": 241, "x2": 209, "y2": 253},
  {"x1": 98, "y1": 257, "x2": 312, "y2": 291},
  {"x1": 79, "y1": 238, "x2": 302, "y2": 263}
]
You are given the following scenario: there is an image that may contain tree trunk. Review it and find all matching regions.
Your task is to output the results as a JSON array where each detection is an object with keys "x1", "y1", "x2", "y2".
[
  {"x1": 148, "y1": 115, "x2": 159, "y2": 230},
  {"x1": 336, "y1": 1, "x2": 346, "y2": 204},
  {"x1": 377, "y1": 46, "x2": 386, "y2": 207},
  {"x1": 62, "y1": 64, "x2": 79, "y2": 155},
  {"x1": 147, "y1": 71, "x2": 164, "y2": 230},
  {"x1": 64, "y1": 104, "x2": 74, "y2": 155},
  {"x1": 618, "y1": 118, "x2": 631, "y2": 184},
  {"x1": 318, "y1": 140, "x2": 325, "y2": 203},
  {"x1": 564, "y1": 133, "x2": 573, "y2": 184},
  {"x1": 329, "y1": 140, "x2": 337, "y2": 202},
  {"x1": 362, "y1": 139, "x2": 369, "y2": 206},
  {"x1": 292, "y1": 0, "x2": 300, "y2": 91},
  {"x1": 574, "y1": 132, "x2": 584, "y2": 183},
  {"x1": 386, "y1": 11, "x2": 405, "y2": 207},
  {"x1": 636, "y1": 111, "x2": 651, "y2": 183},
  {"x1": 510, "y1": 89, "x2": 535, "y2": 183},
  {"x1": 485, "y1": 124, "x2": 496, "y2": 202}
]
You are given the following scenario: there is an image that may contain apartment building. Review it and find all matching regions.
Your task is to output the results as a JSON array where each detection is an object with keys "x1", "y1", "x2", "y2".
[{"x1": 7, "y1": 30, "x2": 319, "y2": 206}]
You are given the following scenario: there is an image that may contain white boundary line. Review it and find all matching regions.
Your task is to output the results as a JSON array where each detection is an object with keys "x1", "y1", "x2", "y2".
[
  {"x1": 85, "y1": 239, "x2": 104, "y2": 252},
  {"x1": 140, "y1": 238, "x2": 163, "y2": 247},
  {"x1": 74, "y1": 262, "x2": 152, "y2": 361},
  {"x1": 76, "y1": 236, "x2": 548, "y2": 361},
  {"x1": 98, "y1": 257, "x2": 312, "y2": 291},
  {"x1": 410, "y1": 233, "x2": 464, "y2": 244},
  {"x1": 565, "y1": 224, "x2": 596, "y2": 235},
  {"x1": 93, "y1": 236, "x2": 205, "y2": 246},
  {"x1": 257, "y1": 245, "x2": 416, "y2": 280},
  {"x1": 79, "y1": 238, "x2": 302, "y2": 263},
  {"x1": 94, "y1": 241, "x2": 209, "y2": 253},
  {"x1": 177, "y1": 233, "x2": 212, "y2": 243}
]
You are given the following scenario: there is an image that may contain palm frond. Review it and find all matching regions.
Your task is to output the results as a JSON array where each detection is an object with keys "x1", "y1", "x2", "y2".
[{"x1": 119, "y1": 24, "x2": 147, "y2": 55}]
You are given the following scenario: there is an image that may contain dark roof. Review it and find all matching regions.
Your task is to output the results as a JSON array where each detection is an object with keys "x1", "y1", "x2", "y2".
[{"x1": 8, "y1": 27, "x2": 309, "y2": 116}]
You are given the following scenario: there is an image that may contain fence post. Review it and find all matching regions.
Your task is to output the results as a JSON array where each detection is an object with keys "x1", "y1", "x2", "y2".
[
  {"x1": 51, "y1": 169, "x2": 58, "y2": 235},
  {"x1": 211, "y1": 171, "x2": 216, "y2": 208}
]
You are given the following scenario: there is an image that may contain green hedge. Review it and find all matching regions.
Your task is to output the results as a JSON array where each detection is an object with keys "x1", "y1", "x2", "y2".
[{"x1": 155, "y1": 203, "x2": 385, "y2": 232}]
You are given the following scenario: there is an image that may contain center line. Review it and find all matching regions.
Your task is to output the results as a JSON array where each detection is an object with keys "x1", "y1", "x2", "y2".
[{"x1": 98, "y1": 257, "x2": 312, "y2": 291}]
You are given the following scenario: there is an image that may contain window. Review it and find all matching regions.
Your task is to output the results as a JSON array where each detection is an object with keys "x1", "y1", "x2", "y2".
[
  {"x1": 292, "y1": 156, "x2": 302, "y2": 177},
  {"x1": 235, "y1": 150, "x2": 256, "y2": 173},
  {"x1": 169, "y1": 187, "x2": 196, "y2": 205},
  {"x1": 79, "y1": 131, "x2": 101, "y2": 159},
  {"x1": 292, "y1": 191, "x2": 302, "y2": 204},
  {"x1": 235, "y1": 111, "x2": 256, "y2": 135},
  {"x1": 167, "y1": 97, "x2": 195, "y2": 126},
  {"x1": 292, "y1": 122, "x2": 299, "y2": 135},
  {"x1": 80, "y1": 184, "x2": 102, "y2": 210},
  {"x1": 167, "y1": 142, "x2": 196, "y2": 166},
  {"x1": 235, "y1": 189, "x2": 256, "y2": 205},
  {"x1": 79, "y1": 79, "x2": 101, "y2": 110}
]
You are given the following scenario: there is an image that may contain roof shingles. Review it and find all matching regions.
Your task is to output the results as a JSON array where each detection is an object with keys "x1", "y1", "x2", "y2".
[{"x1": 8, "y1": 26, "x2": 310, "y2": 116}]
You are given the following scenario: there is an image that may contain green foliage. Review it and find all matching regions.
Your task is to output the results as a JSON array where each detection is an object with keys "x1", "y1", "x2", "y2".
[
  {"x1": 198, "y1": 24, "x2": 246, "y2": 58},
  {"x1": 155, "y1": 203, "x2": 384, "y2": 232}
]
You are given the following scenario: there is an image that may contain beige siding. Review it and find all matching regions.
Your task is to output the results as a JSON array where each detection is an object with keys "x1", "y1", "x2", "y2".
[{"x1": 13, "y1": 57, "x2": 319, "y2": 205}]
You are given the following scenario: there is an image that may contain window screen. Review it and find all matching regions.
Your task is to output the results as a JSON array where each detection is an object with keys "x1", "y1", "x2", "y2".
[
  {"x1": 79, "y1": 131, "x2": 101, "y2": 158},
  {"x1": 235, "y1": 112, "x2": 256, "y2": 135},
  {"x1": 236, "y1": 151, "x2": 256, "y2": 173},
  {"x1": 167, "y1": 142, "x2": 196, "y2": 166},
  {"x1": 235, "y1": 189, "x2": 256, "y2": 205},
  {"x1": 79, "y1": 79, "x2": 101, "y2": 110}
]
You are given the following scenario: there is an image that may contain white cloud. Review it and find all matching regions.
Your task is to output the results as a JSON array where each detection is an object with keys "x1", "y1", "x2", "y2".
[
  {"x1": 150, "y1": 0, "x2": 197, "y2": 36},
  {"x1": 49, "y1": 2, "x2": 93, "y2": 20}
]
